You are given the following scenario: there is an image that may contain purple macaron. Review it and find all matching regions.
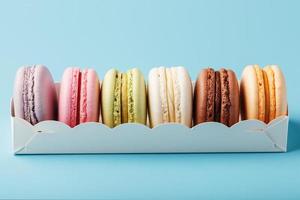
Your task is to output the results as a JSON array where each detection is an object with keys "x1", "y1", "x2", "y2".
[{"x1": 13, "y1": 65, "x2": 57, "y2": 124}]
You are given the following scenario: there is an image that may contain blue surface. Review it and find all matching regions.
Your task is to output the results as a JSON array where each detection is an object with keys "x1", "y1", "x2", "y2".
[{"x1": 1, "y1": 0, "x2": 300, "y2": 199}]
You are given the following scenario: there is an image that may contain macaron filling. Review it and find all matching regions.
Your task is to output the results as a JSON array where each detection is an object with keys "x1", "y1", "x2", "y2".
[
  {"x1": 214, "y1": 71, "x2": 221, "y2": 122},
  {"x1": 121, "y1": 73, "x2": 128, "y2": 123},
  {"x1": 23, "y1": 66, "x2": 38, "y2": 125}
]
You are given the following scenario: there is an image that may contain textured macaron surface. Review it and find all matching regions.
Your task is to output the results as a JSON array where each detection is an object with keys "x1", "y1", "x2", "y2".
[
  {"x1": 220, "y1": 69, "x2": 231, "y2": 125},
  {"x1": 23, "y1": 67, "x2": 38, "y2": 124},
  {"x1": 254, "y1": 65, "x2": 266, "y2": 121},
  {"x1": 101, "y1": 68, "x2": 146, "y2": 128},
  {"x1": 101, "y1": 69, "x2": 121, "y2": 128},
  {"x1": 221, "y1": 69, "x2": 239, "y2": 126},
  {"x1": 148, "y1": 66, "x2": 192, "y2": 128},
  {"x1": 113, "y1": 71, "x2": 122, "y2": 125},
  {"x1": 59, "y1": 67, "x2": 80, "y2": 127},
  {"x1": 128, "y1": 68, "x2": 147, "y2": 124},
  {"x1": 59, "y1": 67, "x2": 100, "y2": 127},
  {"x1": 263, "y1": 65, "x2": 287, "y2": 122},
  {"x1": 79, "y1": 69, "x2": 100, "y2": 123},
  {"x1": 240, "y1": 65, "x2": 259, "y2": 120},
  {"x1": 194, "y1": 68, "x2": 215, "y2": 124},
  {"x1": 241, "y1": 65, "x2": 287, "y2": 123},
  {"x1": 206, "y1": 69, "x2": 216, "y2": 121},
  {"x1": 269, "y1": 65, "x2": 287, "y2": 118},
  {"x1": 194, "y1": 68, "x2": 239, "y2": 126},
  {"x1": 126, "y1": 70, "x2": 134, "y2": 122},
  {"x1": 13, "y1": 65, "x2": 57, "y2": 125}
]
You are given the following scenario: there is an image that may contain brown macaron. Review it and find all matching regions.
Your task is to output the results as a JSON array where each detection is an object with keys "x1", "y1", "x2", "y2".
[{"x1": 194, "y1": 68, "x2": 240, "y2": 126}]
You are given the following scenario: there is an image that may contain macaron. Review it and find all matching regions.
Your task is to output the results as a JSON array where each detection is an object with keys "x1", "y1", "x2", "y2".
[
  {"x1": 101, "y1": 68, "x2": 147, "y2": 128},
  {"x1": 193, "y1": 68, "x2": 240, "y2": 126},
  {"x1": 240, "y1": 64, "x2": 287, "y2": 123},
  {"x1": 148, "y1": 66, "x2": 193, "y2": 128},
  {"x1": 13, "y1": 65, "x2": 57, "y2": 125},
  {"x1": 59, "y1": 67, "x2": 100, "y2": 127}
]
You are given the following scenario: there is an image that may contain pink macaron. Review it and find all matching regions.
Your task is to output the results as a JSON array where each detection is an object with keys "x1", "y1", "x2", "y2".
[
  {"x1": 58, "y1": 67, "x2": 100, "y2": 127},
  {"x1": 13, "y1": 65, "x2": 58, "y2": 125}
]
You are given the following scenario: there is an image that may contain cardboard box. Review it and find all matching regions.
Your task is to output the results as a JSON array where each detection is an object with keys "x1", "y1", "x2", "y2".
[{"x1": 11, "y1": 99, "x2": 289, "y2": 154}]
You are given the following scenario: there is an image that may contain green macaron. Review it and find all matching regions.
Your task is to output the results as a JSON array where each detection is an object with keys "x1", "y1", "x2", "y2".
[{"x1": 101, "y1": 68, "x2": 147, "y2": 128}]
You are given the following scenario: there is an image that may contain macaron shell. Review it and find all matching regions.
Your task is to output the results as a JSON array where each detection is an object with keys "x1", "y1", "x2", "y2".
[
  {"x1": 127, "y1": 70, "x2": 134, "y2": 122},
  {"x1": 240, "y1": 65, "x2": 259, "y2": 120},
  {"x1": 113, "y1": 71, "x2": 122, "y2": 126},
  {"x1": 194, "y1": 69, "x2": 209, "y2": 125},
  {"x1": 174, "y1": 66, "x2": 192, "y2": 127},
  {"x1": 263, "y1": 66, "x2": 275, "y2": 122},
  {"x1": 226, "y1": 69, "x2": 240, "y2": 126},
  {"x1": 59, "y1": 67, "x2": 80, "y2": 127},
  {"x1": 148, "y1": 67, "x2": 164, "y2": 127},
  {"x1": 157, "y1": 67, "x2": 169, "y2": 123},
  {"x1": 14, "y1": 66, "x2": 30, "y2": 121},
  {"x1": 271, "y1": 65, "x2": 288, "y2": 118},
  {"x1": 194, "y1": 68, "x2": 215, "y2": 125},
  {"x1": 129, "y1": 68, "x2": 147, "y2": 124},
  {"x1": 101, "y1": 69, "x2": 118, "y2": 128},
  {"x1": 166, "y1": 68, "x2": 175, "y2": 122},
  {"x1": 220, "y1": 69, "x2": 231, "y2": 125},
  {"x1": 79, "y1": 69, "x2": 100, "y2": 123},
  {"x1": 205, "y1": 68, "x2": 215, "y2": 122},
  {"x1": 34, "y1": 65, "x2": 58, "y2": 122}
]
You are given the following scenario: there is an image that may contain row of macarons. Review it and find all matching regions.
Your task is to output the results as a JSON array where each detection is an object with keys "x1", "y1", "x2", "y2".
[{"x1": 12, "y1": 65, "x2": 287, "y2": 128}]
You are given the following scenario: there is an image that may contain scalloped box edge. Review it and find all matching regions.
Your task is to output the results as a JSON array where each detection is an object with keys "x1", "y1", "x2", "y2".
[{"x1": 10, "y1": 98, "x2": 289, "y2": 154}]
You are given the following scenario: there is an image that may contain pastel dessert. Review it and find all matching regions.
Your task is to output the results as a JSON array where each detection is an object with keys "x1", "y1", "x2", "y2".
[
  {"x1": 59, "y1": 67, "x2": 100, "y2": 127},
  {"x1": 101, "y1": 68, "x2": 147, "y2": 128},
  {"x1": 148, "y1": 66, "x2": 193, "y2": 128},
  {"x1": 240, "y1": 65, "x2": 287, "y2": 123},
  {"x1": 194, "y1": 68, "x2": 239, "y2": 126},
  {"x1": 13, "y1": 65, "x2": 57, "y2": 125}
]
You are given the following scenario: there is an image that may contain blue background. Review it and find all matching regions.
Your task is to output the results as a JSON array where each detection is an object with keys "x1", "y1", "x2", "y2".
[{"x1": 1, "y1": 0, "x2": 300, "y2": 199}]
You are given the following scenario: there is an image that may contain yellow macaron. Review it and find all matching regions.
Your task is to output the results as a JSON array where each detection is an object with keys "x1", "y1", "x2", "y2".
[{"x1": 101, "y1": 68, "x2": 147, "y2": 128}]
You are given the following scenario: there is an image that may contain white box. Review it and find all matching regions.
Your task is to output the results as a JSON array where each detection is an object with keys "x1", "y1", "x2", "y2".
[{"x1": 11, "y1": 100, "x2": 289, "y2": 154}]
